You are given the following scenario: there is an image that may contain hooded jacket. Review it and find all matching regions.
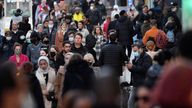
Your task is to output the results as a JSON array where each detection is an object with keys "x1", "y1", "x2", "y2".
[{"x1": 62, "y1": 59, "x2": 95, "y2": 95}]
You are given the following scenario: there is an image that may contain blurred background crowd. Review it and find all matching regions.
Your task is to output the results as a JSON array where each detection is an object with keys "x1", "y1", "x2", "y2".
[{"x1": 1, "y1": 0, "x2": 192, "y2": 108}]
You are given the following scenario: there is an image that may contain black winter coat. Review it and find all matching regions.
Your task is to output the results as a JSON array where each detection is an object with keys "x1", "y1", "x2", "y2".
[
  {"x1": 0, "y1": 37, "x2": 14, "y2": 63},
  {"x1": 108, "y1": 20, "x2": 118, "y2": 31},
  {"x1": 85, "y1": 34, "x2": 97, "y2": 64},
  {"x1": 71, "y1": 44, "x2": 88, "y2": 56},
  {"x1": 116, "y1": 16, "x2": 135, "y2": 45},
  {"x1": 26, "y1": 73, "x2": 45, "y2": 108},
  {"x1": 10, "y1": 30, "x2": 25, "y2": 44},
  {"x1": 99, "y1": 42, "x2": 128, "y2": 76},
  {"x1": 55, "y1": 52, "x2": 65, "y2": 71},
  {"x1": 62, "y1": 60, "x2": 95, "y2": 96},
  {"x1": 86, "y1": 9, "x2": 101, "y2": 25},
  {"x1": 129, "y1": 52, "x2": 152, "y2": 87}
]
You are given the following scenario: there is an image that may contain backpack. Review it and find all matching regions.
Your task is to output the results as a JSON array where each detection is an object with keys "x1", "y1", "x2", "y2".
[
  {"x1": 155, "y1": 30, "x2": 168, "y2": 49},
  {"x1": 166, "y1": 30, "x2": 175, "y2": 43}
]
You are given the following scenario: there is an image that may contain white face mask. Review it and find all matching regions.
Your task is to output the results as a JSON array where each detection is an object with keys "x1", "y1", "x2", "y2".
[
  {"x1": 99, "y1": 1, "x2": 102, "y2": 5},
  {"x1": 69, "y1": 37, "x2": 74, "y2": 42},
  {"x1": 90, "y1": 6, "x2": 94, "y2": 10},
  {"x1": 49, "y1": 24, "x2": 54, "y2": 28},
  {"x1": 26, "y1": 39, "x2": 31, "y2": 43},
  {"x1": 20, "y1": 35, "x2": 25, "y2": 40},
  {"x1": 6, "y1": 37, "x2": 12, "y2": 41}
]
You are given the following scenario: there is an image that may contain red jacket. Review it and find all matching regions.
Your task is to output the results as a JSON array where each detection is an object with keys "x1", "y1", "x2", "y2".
[{"x1": 9, "y1": 54, "x2": 29, "y2": 67}]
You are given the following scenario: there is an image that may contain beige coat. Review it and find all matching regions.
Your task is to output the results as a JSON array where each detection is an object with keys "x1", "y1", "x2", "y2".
[
  {"x1": 36, "y1": 67, "x2": 56, "y2": 108},
  {"x1": 55, "y1": 66, "x2": 66, "y2": 108}
]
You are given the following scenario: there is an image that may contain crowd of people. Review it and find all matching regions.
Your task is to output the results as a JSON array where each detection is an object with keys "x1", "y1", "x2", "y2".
[{"x1": 1, "y1": 0, "x2": 192, "y2": 108}]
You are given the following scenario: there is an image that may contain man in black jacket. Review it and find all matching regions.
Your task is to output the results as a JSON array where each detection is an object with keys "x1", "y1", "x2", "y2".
[
  {"x1": 115, "y1": 10, "x2": 135, "y2": 57},
  {"x1": 55, "y1": 41, "x2": 71, "y2": 71},
  {"x1": 127, "y1": 43, "x2": 152, "y2": 108},
  {"x1": 86, "y1": 3, "x2": 102, "y2": 26},
  {"x1": 10, "y1": 21, "x2": 25, "y2": 44},
  {"x1": 127, "y1": 44, "x2": 152, "y2": 87},
  {"x1": 108, "y1": 14, "x2": 119, "y2": 31},
  {"x1": 99, "y1": 31, "x2": 128, "y2": 77},
  {"x1": 71, "y1": 33, "x2": 87, "y2": 56}
]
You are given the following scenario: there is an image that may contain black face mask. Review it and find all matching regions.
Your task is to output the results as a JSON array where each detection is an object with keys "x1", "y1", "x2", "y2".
[
  {"x1": 50, "y1": 52, "x2": 56, "y2": 57},
  {"x1": 43, "y1": 40, "x2": 49, "y2": 45}
]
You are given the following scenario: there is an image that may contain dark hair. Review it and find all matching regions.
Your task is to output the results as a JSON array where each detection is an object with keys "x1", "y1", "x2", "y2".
[
  {"x1": 114, "y1": 14, "x2": 120, "y2": 19},
  {"x1": 178, "y1": 31, "x2": 192, "y2": 60},
  {"x1": 154, "y1": 50, "x2": 173, "y2": 66},
  {"x1": 69, "y1": 53, "x2": 82, "y2": 62},
  {"x1": 150, "y1": 19, "x2": 157, "y2": 26},
  {"x1": 22, "y1": 62, "x2": 34, "y2": 74},
  {"x1": 78, "y1": 21, "x2": 84, "y2": 26},
  {"x1": 30, "y1": 31, "x2": 39, "y2": 39},
  {"x1": 132, "y1": 43, "x2": 145, "y2": 49},
  {"x1": 43, "y1": 19, "x2": 49, "y2": 24},
  {"x1": 68, "y1": 31, "x2": 76, "y2": 36},
  {"x1": 119, "y1": 10, "x2": 126, "y2": 16},
  {"x1": 62, "y1": 41, "x2": 71, "y2": 47},
  {"x1": 142, "y1": 5, "x2": 148, "y2": 9},
  {"x1": 109, "y1": 31, "x2": 117, "y2": 42},
  {"x1": 0, "y1": 62, "x2": 18, "y2": 106},
  {"x1": 75, "y1": 33, "x2": 83, "y2": 39}
]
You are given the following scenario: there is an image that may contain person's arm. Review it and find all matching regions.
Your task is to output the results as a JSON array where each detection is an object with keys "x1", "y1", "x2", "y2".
[
  {"x1": 26, "y1": 45, "x2": 31, "y2": 61},
  {"x1": 25, "y1": 55, "x2": 29, "y2": 62},
  {"x1": 98, "y1": 49, "x2": 104, "y2": 66},
  {"x1": 55, "y1": 32, "x2": 59, "y2": 49},
  {"x1": 35, "y1": 5, "x2": 40, "y2": 26},
  {"x1": 142, "y1": 32, "x2": 148, "y2": 45},
  {"x1": 32, "y1": 77, "x2": 45, "y2": 108},
  {"x1": 54, "y1": 73, "x2": 62, "y2": 99}
]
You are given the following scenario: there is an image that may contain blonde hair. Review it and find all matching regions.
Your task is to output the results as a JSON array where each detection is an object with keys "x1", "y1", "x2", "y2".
[{"x1": 83, "y1": 53, "x2": 95, "y2": 64}]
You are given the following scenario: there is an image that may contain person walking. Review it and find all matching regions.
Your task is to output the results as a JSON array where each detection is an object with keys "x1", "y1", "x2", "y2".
[{"x1": 99, "y1": 30, "x2": 128, "y2": 77}]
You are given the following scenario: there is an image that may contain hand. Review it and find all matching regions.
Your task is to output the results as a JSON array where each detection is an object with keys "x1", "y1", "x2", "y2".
[
  {"x1": 43, "y1": 90, "x2": 49, "y2": 95},
  {"x1": 127, "y1": 63, "x2": 133, "y2": 69}
]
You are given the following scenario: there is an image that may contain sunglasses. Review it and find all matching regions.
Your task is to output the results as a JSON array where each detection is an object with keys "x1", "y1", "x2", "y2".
[{"x1": 135, "y1": 96, "x2": 150, "y2": 103}]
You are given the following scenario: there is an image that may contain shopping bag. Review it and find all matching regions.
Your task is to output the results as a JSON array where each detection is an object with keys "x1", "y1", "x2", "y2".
[{"x1": 120, "y1": 67, "x2": 131, "y2": 85}]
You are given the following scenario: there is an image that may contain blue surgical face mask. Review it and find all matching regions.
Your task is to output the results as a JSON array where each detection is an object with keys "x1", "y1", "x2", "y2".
[{"x1": 133, "y1": 51, "x2": 140, "y2": 57}]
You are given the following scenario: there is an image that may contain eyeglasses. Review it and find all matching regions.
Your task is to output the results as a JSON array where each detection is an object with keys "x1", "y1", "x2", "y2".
[{"x1": 135, "y1": 96, "x2": 150, "y2": 103}]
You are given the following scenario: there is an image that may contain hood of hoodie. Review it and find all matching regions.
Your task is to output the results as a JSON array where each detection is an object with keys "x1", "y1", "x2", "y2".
[{"x1": 118, "y1": 16, "x2": 128, "y2": 23}]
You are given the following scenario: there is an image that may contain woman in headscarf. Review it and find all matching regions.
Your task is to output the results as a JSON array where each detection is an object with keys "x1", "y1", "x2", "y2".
[{"x1": 36, "y1": 56, "x2": 56, "y2": 108}]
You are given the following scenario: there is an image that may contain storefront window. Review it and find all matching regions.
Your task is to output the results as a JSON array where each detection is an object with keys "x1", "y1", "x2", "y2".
[{"x1": 5, "y1": 0, "x2": 31, "y2": 17}]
